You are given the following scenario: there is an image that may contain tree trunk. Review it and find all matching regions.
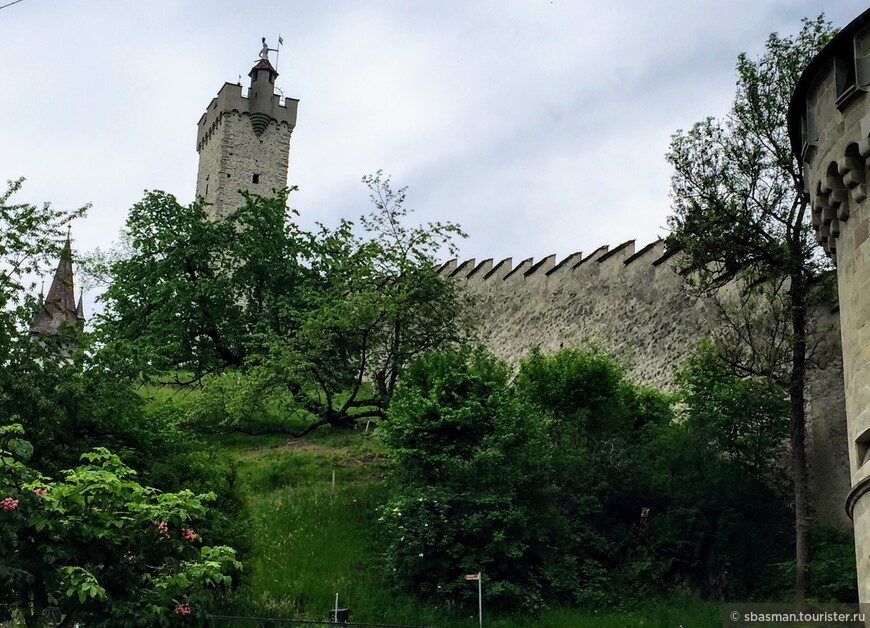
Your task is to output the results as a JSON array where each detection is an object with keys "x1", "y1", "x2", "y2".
[{"x1": 789, "y1": 272, "x2": 810, "y2": 605}]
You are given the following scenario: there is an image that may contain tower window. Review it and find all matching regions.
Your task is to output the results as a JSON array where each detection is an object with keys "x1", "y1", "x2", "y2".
[
  {"x1": 834, "y1": 37, "x2": 861, "y2": 109},
  {"x1": 252, "y1": 173, "x2": 260, "y2": 184}
]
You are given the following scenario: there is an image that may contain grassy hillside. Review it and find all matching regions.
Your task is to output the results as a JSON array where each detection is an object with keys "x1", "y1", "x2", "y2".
[{"x1": 200, "y1": 426, "x2": 722, "y2": 627}]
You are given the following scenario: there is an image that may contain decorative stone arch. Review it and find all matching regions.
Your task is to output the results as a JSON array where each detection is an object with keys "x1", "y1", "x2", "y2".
[{"x1": 812, "y1": 179, "x2": 829, "y2": 235}]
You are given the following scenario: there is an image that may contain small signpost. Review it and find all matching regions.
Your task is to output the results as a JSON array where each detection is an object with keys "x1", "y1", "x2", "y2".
[
  {"x1": 465, "y1": 572, "x2": 482, "y2": 628},
  {"x1": 329, "y1": 592, "x2": 349, "y2": 624}
]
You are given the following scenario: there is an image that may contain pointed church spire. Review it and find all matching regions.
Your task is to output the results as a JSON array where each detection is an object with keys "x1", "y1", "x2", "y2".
[{"x1": 30, "y1": 233, "x2": 81, "y2": 337}]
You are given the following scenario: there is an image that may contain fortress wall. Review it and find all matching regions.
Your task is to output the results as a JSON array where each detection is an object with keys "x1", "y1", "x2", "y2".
[
  {"x1": 449, "y1": 240, "x2": 712, "y2": 389},
  {"x1": 442, "y1": 241, "x2": 850, "y2": 526}
]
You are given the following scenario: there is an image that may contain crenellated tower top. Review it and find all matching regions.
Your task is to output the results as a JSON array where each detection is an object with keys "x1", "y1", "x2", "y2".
[{"x1": 195, "y1": 39, "x2": 299, "y2": 219}]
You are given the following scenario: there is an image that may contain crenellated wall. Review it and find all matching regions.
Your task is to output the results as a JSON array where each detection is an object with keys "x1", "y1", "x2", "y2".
[{"x1": 439, "y1": 239, "x2": 850, "y2": 527}]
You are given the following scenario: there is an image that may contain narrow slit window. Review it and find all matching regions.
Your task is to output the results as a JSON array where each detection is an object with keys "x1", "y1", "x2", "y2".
[{"x1": 252, "y1": 173, "x2": 260, "y2": 184}]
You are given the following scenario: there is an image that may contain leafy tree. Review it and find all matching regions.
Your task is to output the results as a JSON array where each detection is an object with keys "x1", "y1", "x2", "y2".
[
  {"x1": 515, "y1": 348, "x2": 674, "y2": 607},
  {"x1": 380, "y1": 346, "x2": 807, "y2": 609},
  {"x1": 380, "y1": 348, "x2": 556, "y2": 610},
  {"x1": 665, "y1": 15, "x2": 836, "y2": 602},
  {"x1": 633, "y1": 417, "x2": 794, "y2": 602},
  {"x1": 98, "y1": 189, "x2": 312, "y2": 382},
  {"x1": 0, "y1": 180, "x2": 159, "y2": 483},
  {"x1": 675, "y1": 341, "x2": 789, "y2": 479},
  {"x1": 189, "y1": 173, "x2": 472, "y2": 436},
  {"x1": 0, "y1": 424, "x2": 240, "y2": 627},
  {"x1": 0, "y1": 182, "x2": 245, "y2": 623},
  {"x1": 0, "y1": 179, "x2": 87, "y2": 427},
  {"x1": 0, "y1": 178, "x2": 86, "y2": 314},
  {"x1": 264, "y1": 172, "x2": 469, "y2": 434},
  {"x1": 0, "y1": 333, "x2": 170, "y2": 483},
  {"x1": 516, "y1": 347, "x2": 668, "y2": 445}
]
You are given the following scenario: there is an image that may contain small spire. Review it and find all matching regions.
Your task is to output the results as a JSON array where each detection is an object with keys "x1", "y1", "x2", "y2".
[
  {"x1": 31, "y1": 282, "x2": 45, "y2": 326},
  {"x1": 76, "y1": 289, "x2": 85, "y2": 323},
  {"x1": 60, "y1": 230, "x2": 72, "y2": 261}
]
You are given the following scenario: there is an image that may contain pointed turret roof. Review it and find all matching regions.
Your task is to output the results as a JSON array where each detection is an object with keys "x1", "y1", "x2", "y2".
[
  {"x1": 249, "y1": 57, "x2": 279, "y2": 80},
  {"x1": 30, "y1": 235, "x2": 81, "y2": 337}
]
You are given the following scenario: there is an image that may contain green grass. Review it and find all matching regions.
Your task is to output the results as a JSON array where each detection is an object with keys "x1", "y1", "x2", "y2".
[
  {"x1": 196, "y1": 425, "x2": 721, "y2": 626},
  {"x1": 134, "y1": 384, "x2": 722, "y2": 625}
]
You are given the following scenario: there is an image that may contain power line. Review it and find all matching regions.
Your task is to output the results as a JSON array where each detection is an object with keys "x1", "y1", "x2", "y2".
[{"x1": 0, "y1": 0, "x2": 26, "y2": 10}]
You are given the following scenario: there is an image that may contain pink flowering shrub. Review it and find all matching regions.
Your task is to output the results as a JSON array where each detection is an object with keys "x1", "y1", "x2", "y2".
[
  {"x1": 174, "y1": 603, "x2": 192, "y2": 615},
  {"x1": 0, "y1": 425, "x2": 241, "y2": 626},
  {"x1": 155, "y1": 519, "x2": 169, "y2": 537}
]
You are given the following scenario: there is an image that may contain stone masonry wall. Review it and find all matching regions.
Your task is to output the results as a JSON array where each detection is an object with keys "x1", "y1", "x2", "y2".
[
  {"x1": 440, "y1": 238, "x2": 851, "y2": 527},
  {"x1": 196, "y1": 110, "x2": 292, "y2": 219},
  {"x1": 196, "y1": 80, "x2": 297, "y2": 219}
]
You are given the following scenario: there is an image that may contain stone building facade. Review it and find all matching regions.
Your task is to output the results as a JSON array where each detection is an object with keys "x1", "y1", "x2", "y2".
[
  {"x1": 196, "y1": 48, "x2": 298, "y2": 219},
  {"x1": 788, "y1": 6, "x2": 870, "y2": 603}
]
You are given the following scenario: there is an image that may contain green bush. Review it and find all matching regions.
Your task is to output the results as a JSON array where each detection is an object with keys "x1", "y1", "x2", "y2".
[
  {"x1": 807, "y1": 525, "x2": 858, "y2": 603},
  {"x1": 381, "y1": 347, "x2": 556, "y2": 611}
]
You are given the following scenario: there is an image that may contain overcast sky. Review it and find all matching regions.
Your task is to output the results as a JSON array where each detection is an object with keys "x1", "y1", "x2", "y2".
[{"x1": 1, "y1": 0, "x2": 867, "y2": 299}]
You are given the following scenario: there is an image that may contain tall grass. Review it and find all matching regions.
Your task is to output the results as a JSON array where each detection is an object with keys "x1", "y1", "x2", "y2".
[
  {"x1": 209, "y1": 428, "x2": 721, "y2": 626},
  {"x1": 130, "y1": 386, "x2": 722, "y2": 625}
]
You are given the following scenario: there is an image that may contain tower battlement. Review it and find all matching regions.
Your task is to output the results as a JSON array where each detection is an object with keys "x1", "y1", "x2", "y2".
[
  {"x1": 196, "y1": 81, "x2": 298, "y2": 153},
  {"x1": 195, "y1": 48, "x2": 298, "y2": 220}
]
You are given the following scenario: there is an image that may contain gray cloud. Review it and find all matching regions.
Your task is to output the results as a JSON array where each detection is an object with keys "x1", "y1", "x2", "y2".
[{"x1": 0, "y1": 0, "x2": 865, "y2": 290}]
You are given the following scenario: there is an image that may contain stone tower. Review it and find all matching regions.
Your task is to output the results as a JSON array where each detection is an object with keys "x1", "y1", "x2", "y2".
[
  {"x1": 196, "y1": 40, "x2": 299, "y2": 219},
  {"x1": 788, "y1": 7, "x2": 870, "y2": 602}
]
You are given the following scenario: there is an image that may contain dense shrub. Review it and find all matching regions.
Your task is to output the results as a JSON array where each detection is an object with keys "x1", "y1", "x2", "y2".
[
  {"x1": 381, "y1": 345, "x2": 816, "y2": 612},
  {"x1": 380, "y1": 348, "x2": 556, "y2": 611},
  {"x1": 0, "y1": 424, "x2": 240, "y2": 626}
]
